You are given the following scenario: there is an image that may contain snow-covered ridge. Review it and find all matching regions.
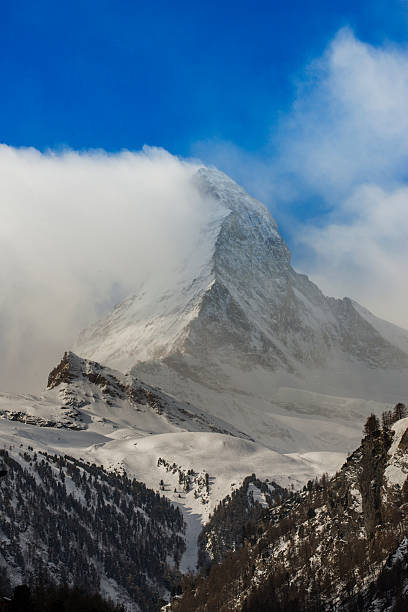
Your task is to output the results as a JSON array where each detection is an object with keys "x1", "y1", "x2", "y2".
[
  {"x1": 1, "y1": 351, "x2": 249, "y2": 441},
  {"x1": 46, "y1": 351, "x2": 250, "y2": 438}
]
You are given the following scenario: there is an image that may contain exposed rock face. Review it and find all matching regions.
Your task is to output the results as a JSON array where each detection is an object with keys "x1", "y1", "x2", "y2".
[
  {"x1": 48, "y1": 351, "x2": 129, "y2": 403},
  {"x1": 1, "y1": 351, "x2": 246, "y2": 438},
  {"x1": 0, "y1": 408, "x2": 82, "y2": 429}
]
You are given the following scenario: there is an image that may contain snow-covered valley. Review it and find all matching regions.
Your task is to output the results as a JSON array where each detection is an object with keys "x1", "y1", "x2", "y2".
[{"x1": 0, "y1": 352, "x2": 348, "y2": 572}]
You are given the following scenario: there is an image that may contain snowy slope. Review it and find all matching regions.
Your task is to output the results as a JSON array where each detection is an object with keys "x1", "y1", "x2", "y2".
[
  {"x1": 75, "y1": 167, "x2": 408, "y2": 454},
  {"x1": 352, "y1": 299, "x2": 408, "y2": 356},
  {"x1": 0, "y1": 418, "x2": 344, "y2": 574},
  {"x1": 0, "y1": 390, "x2": 84, "y2": 429},
  {"x1": 0, "y1": 353, "x2": 347, "y2": 572}
]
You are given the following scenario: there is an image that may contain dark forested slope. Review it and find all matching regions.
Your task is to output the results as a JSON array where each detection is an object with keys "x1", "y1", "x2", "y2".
[
  {"x1": 172, "y1": 410, "x2": 408, "y2": 611},
  {"x1": 198, "y1": 474, "x2": 286, "y2": 569},
  {"x1": 0, "y1": 446, "x2": 185, "y2": 611}
]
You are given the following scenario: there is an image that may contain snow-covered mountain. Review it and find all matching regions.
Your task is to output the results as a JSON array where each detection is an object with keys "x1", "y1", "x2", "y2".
[
  {"x1": 76, "y1": 167, "x2": 408, "y2": 453},
  {"x1": 77, "y1": 168, "x2": 408, "y2": 374}
]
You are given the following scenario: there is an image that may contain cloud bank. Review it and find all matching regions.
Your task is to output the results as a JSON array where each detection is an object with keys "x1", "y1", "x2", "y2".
[
  {"x1": 0, "y1": 147, "x2": 208, "y2": 392},
  {"x1": 196, "y1": 29, "x2": 408, "y2": 330}
]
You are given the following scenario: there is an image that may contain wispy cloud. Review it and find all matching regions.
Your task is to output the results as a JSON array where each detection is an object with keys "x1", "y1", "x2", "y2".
[
  {"x1": 299, "y1": 184, "x2": 408, "y2": 327},
  {"x1": 277, "y1": 28, "x2": 408, "y2": 199},
  {"x1": 285, "y1": 29, "x2": 408, "y2": 328},
  {"x1": 195, "y1": 28, "x2": 408, "y2": 329}
]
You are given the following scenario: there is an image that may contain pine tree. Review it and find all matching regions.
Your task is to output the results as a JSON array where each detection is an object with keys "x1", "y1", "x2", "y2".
[
  {"x1": 393, "y1": 403, "x2": 407, "y2": 421},
  {"x1": 364, "y1": 413, "x2": 380, "y2": 435}
]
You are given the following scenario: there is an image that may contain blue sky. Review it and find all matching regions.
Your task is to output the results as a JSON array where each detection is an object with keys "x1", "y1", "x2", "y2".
[{"x1": 1, "y1": 0, "x2": 406, "y2": 155}]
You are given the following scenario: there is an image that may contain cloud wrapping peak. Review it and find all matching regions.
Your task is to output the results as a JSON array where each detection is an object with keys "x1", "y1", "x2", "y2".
[
  {"x1": 2, "y1": 29, "x2": 408, "y2": 392},
  {"x1": 0, "y1": 146, "x2": 208, "y2": 392}
]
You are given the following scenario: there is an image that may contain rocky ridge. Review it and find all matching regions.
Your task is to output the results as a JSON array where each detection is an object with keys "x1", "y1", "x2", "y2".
[{"x1": 1, "y1": 351, "x2": 247, "y2": 439}]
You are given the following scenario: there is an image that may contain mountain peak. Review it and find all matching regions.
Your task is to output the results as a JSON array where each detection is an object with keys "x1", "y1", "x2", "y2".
[
  {"x1": 76, "y1": 167, "x2": 408, "y2": 449},
  {"x1": 47, "y1": 351, "x2": 84, "y2": 389},
  {"x1": 75, "y1": 166, "x2": 294, "y2": 372},
  {"x1": 195, "y1": 166, "x2": 275, "y2": 220}
]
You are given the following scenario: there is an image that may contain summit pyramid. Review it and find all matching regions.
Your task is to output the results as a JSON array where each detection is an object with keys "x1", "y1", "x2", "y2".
[{"x1": 76, "y1": 167, "x2": 408, "y2": 452}]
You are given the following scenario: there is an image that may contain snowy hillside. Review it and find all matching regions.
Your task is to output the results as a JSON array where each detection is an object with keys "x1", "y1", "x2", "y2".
[
  {"x1": 172, "y1": 414, "x2": 408, "y2": 611},
  {"x1": 86, "y1": 430, "x2": 345, "y2": 572}
]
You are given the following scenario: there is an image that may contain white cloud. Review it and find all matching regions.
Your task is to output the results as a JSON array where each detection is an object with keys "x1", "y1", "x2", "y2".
[
  {"x1": 299, "y1": 184, "x2": 408, "y2": 327},
  {"x1": 284, "y1": 29, "x2": 408, "y2": 328},
  {"x1": 0, "y1": 146, "x2": 208, "y2": 392},
  {"x1": 278, "y1": 28, "x2": 408, "y2": 201}
]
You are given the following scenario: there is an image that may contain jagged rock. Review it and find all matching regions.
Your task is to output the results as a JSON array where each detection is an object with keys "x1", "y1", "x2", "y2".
[{"x1": 1, "y1": 351, "x2": 248, "y2": 438}]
